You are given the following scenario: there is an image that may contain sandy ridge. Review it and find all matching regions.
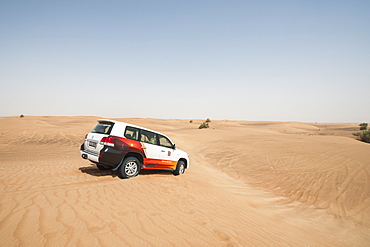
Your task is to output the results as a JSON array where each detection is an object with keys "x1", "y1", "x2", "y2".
[{"x1": 1, "y1": 116, "x2": 369, "y2": 246}]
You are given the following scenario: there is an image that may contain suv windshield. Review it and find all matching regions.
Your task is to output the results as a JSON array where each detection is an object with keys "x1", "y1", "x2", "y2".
[{"x1": 91, "y1": 122, "x2": 114, "y2": 134}]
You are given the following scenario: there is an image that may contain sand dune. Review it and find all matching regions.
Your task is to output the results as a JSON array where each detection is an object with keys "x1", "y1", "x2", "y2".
[{"x1": 1, "y1": 116, "x2": 369, "y2": 246}]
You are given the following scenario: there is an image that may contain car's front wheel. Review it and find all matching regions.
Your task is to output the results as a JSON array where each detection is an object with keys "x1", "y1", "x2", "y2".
[
  {"x1": 118, "y1": 157, "x2": 141, "y2": 179},
  {"x1": 173, "y1": 160, "x2": 186, "y2": 176}
]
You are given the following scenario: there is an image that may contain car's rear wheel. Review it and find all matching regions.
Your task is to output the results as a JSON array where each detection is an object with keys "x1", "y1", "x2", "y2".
[
  {"x1": 173, "y1": 160, "x2": 185, "y2": 176},
  {"x1": 118, "y1": 157, "x2": 141, "y2": 179}
]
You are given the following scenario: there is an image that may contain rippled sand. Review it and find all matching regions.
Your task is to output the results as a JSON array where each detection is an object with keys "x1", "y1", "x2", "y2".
[{"x1": 1, "y1": 116, "x2": 369, "y2": 246}]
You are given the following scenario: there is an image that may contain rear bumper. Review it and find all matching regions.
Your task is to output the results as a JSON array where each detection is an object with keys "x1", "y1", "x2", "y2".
[{"x1": 80, "y1": 150, "x2": 99, "y2": 163}]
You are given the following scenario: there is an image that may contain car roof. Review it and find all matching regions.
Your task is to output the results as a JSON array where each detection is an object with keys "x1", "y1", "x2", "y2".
[{"x1": 97, "y1": 119, "x2": 170, "y2": 139}]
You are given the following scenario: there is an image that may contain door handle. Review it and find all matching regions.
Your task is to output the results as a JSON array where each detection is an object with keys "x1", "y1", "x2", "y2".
[{"x1": 161, "y1": 150, "x2": 166, "y2": 152}]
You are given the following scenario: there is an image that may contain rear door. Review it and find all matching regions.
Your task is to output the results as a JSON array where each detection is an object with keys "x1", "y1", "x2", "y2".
[
  {"x1": 84, "y1": 121, "x2": 114, "y2": 157},
  {"x1": 139, "y1": 129, "x2": 162, "y2": 166}
]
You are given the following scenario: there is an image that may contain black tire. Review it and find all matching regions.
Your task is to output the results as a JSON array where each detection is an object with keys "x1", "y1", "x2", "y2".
[
  {"x1": 118, "y1": 157, "x2": 141, "y2": 179},
  {"x1": 96, "y1": 164, "x2": 111, "y2": 170},
  {"x1": 173, "y1": 160, "x2": 186, "y2": 176}
]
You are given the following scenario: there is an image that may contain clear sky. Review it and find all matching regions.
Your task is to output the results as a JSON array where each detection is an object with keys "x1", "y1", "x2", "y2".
[{"x1": 1, "y1": 0, "x2": 369, "y2": 122}]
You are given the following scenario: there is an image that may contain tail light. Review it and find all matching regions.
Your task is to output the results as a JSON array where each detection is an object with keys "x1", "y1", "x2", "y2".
[{"x1": 100, "y1": 136, "x2": 115, "y2": 147}]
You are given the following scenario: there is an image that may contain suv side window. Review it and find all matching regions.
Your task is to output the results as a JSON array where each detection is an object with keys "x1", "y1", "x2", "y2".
[
  {"x1": 140, "y1": 130, "x2": 157, "y2": 145},
  {"x1": 125, "y1": 126, "x2": 139, "y2": 140},
  {"x1": 158, "y1": 134, "x2": 173, "y2": 148}
]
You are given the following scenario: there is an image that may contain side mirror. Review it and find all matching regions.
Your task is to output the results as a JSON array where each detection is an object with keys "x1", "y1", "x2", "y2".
[{"x1": 172, "y1": 144, "x2": 176, "y2": 149}]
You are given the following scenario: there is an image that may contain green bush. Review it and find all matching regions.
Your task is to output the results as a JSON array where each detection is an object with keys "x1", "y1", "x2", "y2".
[
  {"x1": 206, "y1": 118, "x2": 211, "y2": 123},
  {"x1": 20, "y1": 114, "x2": 24, "y2": 118},
  {"x1": 189, "y1": 120, "x2": 193, "y2": 123},
  {"x1": 359, "y1": 123, "x2": 368, "y2": 130},
  {"x1": 199, "y1": 121, "x2": 209, "y2": 129},
  {"x1": 353, "y1": 130, "x2": 370, "y2": 143}
]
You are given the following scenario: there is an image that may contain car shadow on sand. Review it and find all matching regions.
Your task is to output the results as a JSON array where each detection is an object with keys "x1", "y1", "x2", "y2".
[
  {"x1": 79, "y1": 165, "x2": 117, "y2": 177},
  {"x1": 139, "y1": 169, "x2": 174, "y2": 176},
  {"x1": 79, "y1": 164, "x2": 174, "y2": 178}
]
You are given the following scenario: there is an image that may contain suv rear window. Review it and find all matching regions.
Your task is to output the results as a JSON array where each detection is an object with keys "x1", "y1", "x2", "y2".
[{"x1": 91, "y1": 122, "x2": 114, "y2": 134}]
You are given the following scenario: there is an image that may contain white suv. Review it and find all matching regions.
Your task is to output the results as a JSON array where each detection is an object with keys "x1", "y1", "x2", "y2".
[{"x1": 80, "y1": 119, "x2": 189, "y2": 179}]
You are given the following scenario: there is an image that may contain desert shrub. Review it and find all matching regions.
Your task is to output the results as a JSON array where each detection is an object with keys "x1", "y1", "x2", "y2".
[
  {"x1": 353, "y1": 130, "x2": 370, "y2": 143},
  {"x1": 20, "y1": 114, "x2": 24, "y2": 118},
  {"x1": 190, "y1": 120, "x2": 193, "y2": 123},
  {"x1": 199, "y1": 121, "x2": 209, "y2": 129},
  {"x1": 206, "y1": 118, "x2": 211, "y2": 123},
  {"x1": 359, "y1": 123, "x2": 368, "y2": 130}
]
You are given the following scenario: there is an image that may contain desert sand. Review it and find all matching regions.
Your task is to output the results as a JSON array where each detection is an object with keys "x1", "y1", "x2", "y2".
[{"x1": 1, "y1": 116, "x2": 369, "y2": 246}]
